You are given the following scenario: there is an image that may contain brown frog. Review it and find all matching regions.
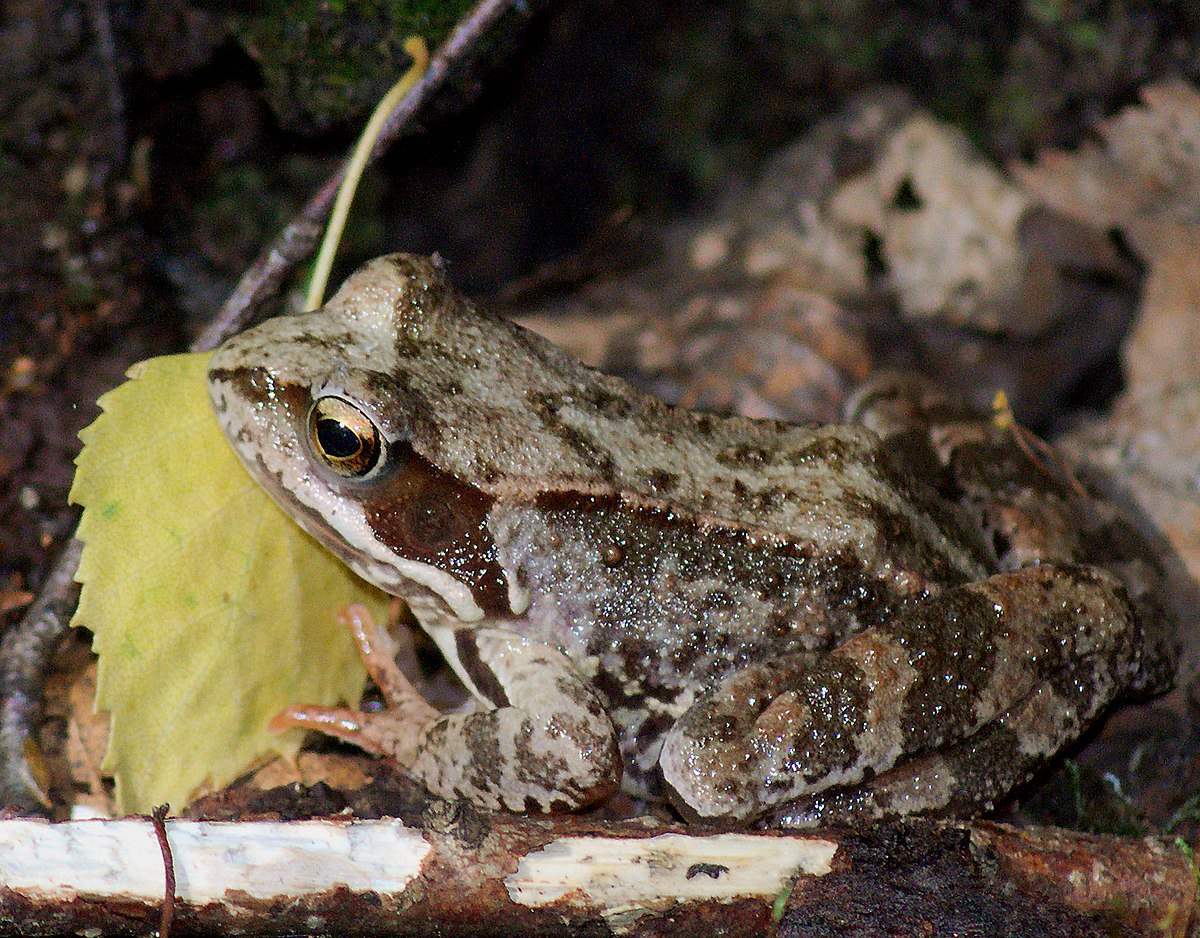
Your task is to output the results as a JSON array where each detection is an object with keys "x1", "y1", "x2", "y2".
[{"x1": 208, "y1": 253, "x2": 1174, "y2": 824}]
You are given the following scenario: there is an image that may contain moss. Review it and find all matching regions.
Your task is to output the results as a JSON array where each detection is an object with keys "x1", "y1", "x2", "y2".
[
  {"x1": 231, "y1": 0, "x2": 473, "y2": 135},
  {"x1": 645, "y1": 0, "x2": 900, "y2": 195},
  {"x1": 195, "y1": 163, "x2": 295, "y2": 265}
]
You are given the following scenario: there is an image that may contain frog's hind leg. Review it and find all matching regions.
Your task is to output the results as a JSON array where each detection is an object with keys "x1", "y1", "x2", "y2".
[
  {"x1": 766, "y1": 682, "x2": 1081, "y2": 828},
  {"x1": 658, "y1": 564, "x2": 1142, "y2": 823},
  {"x1": 273, "y1": 608, "x2": 621, "y2": 812},
  {"x1": 849, "y1": 370, "x2": 1178, "y2": 697}
]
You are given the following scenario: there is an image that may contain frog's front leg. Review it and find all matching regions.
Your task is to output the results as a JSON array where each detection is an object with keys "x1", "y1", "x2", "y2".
[
  {"x1": 659, "y1": 564, "x2": 1142, "y2": 822},
  {"x1": 274, "y1": 607, "x2": 621, "y2": 812}
]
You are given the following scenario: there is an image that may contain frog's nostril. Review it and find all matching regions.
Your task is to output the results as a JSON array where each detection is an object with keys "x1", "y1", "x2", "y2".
[{"x1": 991, "y1": 528, "x2": 1011, "y2": 562}]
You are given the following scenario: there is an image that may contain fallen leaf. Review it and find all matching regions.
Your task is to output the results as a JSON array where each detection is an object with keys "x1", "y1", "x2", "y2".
[
  {"x1": 71, "y1": 352, "x2": 388, "y2": 813},
  {"x1": 830, "y1": 115, "x2": 1032, "y2": 331},
  {"x1": 1015, "y1": 82, "x2": 1200, "y2": 229},
  {"x1": 1014, "y1": 81, "x2": 1200, "y2": 388},
  {"x1": 1122, "y1": 219, "x2": 1200, "y2": 390}
]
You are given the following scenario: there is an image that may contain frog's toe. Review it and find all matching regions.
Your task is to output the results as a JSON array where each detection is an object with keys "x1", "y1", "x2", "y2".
[
  {"x1": 270, "y1": 703, "x2": 431, "y2": 763},
  {"x1": 335, "y1": 605, "x2": 444, "y2": 727},
  {"x1": 269, "y1": 703, "x2": 361, "y2": 740}
]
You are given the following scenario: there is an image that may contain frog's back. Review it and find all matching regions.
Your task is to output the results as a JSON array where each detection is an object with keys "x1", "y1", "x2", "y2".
[{"x1": 356, "y1": 255, "x2": 989, "y2": 590}]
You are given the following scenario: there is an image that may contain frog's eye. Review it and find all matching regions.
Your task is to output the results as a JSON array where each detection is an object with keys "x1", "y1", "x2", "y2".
[{"x1": 308, "y1": 396, "x2": 382, "y2": 478}]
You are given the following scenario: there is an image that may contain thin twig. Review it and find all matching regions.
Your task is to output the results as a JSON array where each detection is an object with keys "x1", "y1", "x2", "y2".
[
  {"x1": 151, "y1": 804, "x2": 176, "y2": 938},
  {"x1": 0, "y1": 538, "x2": 82, "y2": 810},
  {"x1": 192, "y1": 0, "x2": 526, "y2": 352}
]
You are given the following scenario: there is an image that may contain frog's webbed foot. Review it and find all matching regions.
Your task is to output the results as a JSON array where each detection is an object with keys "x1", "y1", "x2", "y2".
[
  {"x1": 271, "y1": 605, "x2": 439, "y2": 760},
  {"x1": 659, "y1": 565, "x2": 1141, "y2": 823},
  {"x1": 273, "y1": 607, "x2": 621, "y2": 812}
]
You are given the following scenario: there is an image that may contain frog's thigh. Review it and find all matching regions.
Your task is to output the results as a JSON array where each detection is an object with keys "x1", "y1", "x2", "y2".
[
  {"x1": 659, "y1": 565, "x2": 1139, "y2": 822},
  {"x1": 769, "y1": 682, "x2": 1085, "y2": 827},
  {"x1": 404, "y1": 629, "x2": 620, "y2": 812}
]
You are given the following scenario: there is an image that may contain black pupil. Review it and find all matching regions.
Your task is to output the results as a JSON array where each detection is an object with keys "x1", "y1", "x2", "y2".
[{"x1": 316, "y1": 418, "x2": 362, "y2": 459}]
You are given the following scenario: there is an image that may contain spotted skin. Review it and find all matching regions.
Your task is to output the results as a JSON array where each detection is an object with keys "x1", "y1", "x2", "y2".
[{"x1": 210, "y1": 255, "x2": 1175, "y2": 823}]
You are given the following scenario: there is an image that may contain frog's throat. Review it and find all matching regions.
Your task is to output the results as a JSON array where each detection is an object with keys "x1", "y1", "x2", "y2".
[{"x1": 348, "y1": 551, "x2": 487, "y2": 623}]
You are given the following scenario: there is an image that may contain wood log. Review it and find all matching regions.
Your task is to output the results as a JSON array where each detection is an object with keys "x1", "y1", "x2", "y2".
[{"x1": 0, "y1": 814, "x2": 1191, "y2": 936}]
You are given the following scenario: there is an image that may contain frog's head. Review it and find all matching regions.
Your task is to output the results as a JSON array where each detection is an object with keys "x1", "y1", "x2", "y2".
[{"x1": 208, "y1": 253, "x2": 528, "y2": 621}]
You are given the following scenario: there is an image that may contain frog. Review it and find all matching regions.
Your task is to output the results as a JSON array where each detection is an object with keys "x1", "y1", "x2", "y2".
[{"x1": 207, "y1": 253, "x2": 1175, "y2": 825}]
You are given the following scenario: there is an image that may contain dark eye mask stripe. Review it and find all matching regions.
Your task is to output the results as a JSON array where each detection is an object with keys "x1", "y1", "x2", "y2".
[
  {"x1": 357, "y1": 444, "x2": 511, "y2": 614},
  {"x1": 211, "y1": 363, "x2": 511, "y2": 615}
]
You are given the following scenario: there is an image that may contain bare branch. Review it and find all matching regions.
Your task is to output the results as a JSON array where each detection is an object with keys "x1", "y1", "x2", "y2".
[
  {"x1": 0, "y1": 816, "x2": 1189, "y2": 936},
  {"x1": 0, "y1": 538, "x2": 82, "y2": 811}
]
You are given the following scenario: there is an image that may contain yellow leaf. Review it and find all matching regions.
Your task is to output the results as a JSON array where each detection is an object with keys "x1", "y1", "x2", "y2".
[{"x1": 71, "y1": 352, "x2": 388, "y2": 813}]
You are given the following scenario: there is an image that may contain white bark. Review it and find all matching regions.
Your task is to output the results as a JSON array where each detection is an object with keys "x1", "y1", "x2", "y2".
[{"x1": 0, "y1": 816, "x2": 1189, "y2": 936}]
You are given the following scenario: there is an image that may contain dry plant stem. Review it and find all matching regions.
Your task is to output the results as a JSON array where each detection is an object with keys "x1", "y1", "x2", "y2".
[
  {"x1": 0, "y1": 0, "x2": 534, "y2": 813},
  {"x1": 192, "y1": 0, "x2": 528, "y2": 353},
  {"x1": 151, "y1": 804, "x2": 176, "y2": 938},
  {"x1": 305, "y1": 37, "x2": 430, "y2": 312}
]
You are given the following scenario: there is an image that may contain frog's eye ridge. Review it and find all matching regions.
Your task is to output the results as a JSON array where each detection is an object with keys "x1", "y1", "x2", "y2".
[{"x1": 308, "y1": 396, "x2": 382, "y2": 478}]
